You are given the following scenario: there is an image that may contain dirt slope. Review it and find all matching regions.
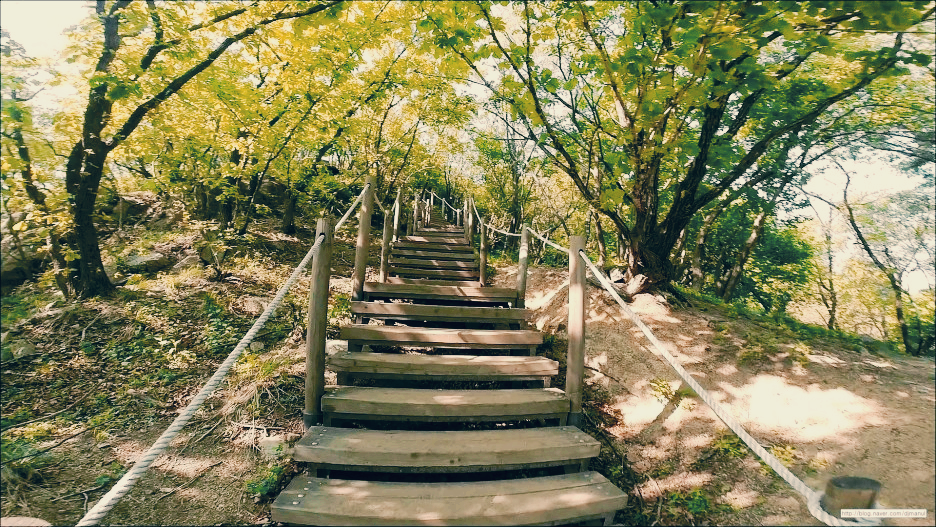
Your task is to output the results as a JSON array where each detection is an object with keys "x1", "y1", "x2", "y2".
[{"x1": 496, "y1": 264, "x2": 936, "y2": 526}]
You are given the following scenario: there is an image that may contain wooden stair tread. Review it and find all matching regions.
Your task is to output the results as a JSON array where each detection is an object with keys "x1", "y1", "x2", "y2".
[
  {"x1": 321, "y1": 387, "x2": 569, "y2": 419},
  {"x1": 390, "y1": 258, "x2": 478, "y2": 270},
  {"x1": 294, "y1": 426, "x2": 597, "y2": 471},
  {"x1": 391, "y1": 249, "x2": 478, "y2": 261},
  {"x1": 329, "y1": 352, "x2": 556, "y2": 377},
  {"x1": 364, "y1": 283, "x2": 517, "y2": 303},
  {"x1": 341, "y1": 325, "x2": 542, "y2": 347},
  {"x1": 384, "y1": 277, "x2": 481, "y2": 287},
  {"x1": 272, "y1": 472, "x2": 626, "y2": 526},
  {"x1": 390, "y1": 267, "x2": 480, "y2": 279},
  {"x1": 393, "y1": 242, "x2": 475, "y2": 253},
  {"x1": 401, "y1": 235, "x2": 468, "y2": 244},
  {"x1": 350, "y1": 302, "x2": 529, "y2": 322}
]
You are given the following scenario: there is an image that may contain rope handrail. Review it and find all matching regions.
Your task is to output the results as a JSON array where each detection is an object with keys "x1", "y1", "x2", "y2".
[
  {"x1": 486, "y1": 223, "x2": 522, "y2": 238},
  {"x1": 524, "y1": 225, "x2": 570, "y2": 254},
  {"x1": 471, "y1": 199, "x2": 484, "y2": 229},
  {"x1": 77, "y1": 183, "x2": 372, "y2": 526},
  {"x1": 334, "y1": 183, "x2": 369, "y2": 231},
  {"x1": 576, "y1": 249, "x2": 878, "y2": 527},
  {"x1": 431, "y1": 190, "x2": 458, "y2": 213}
]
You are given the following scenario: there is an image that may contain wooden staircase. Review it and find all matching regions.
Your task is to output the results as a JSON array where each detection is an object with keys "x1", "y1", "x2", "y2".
[{"x1": 271, "y1": 196, "x2": 628, "y2": 525}]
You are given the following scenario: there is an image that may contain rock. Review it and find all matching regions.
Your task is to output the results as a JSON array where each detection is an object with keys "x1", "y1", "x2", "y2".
[
  {"x1": 198, "y1": 244, "x2": 229, "y2": 265},
  {"x1": 0, "y1": 517, "x2": 53, "y2": 527},
  {"x1": 258, "y1": 435, "x2": 292, "y2": 459},
  {"x1": 149, "y1": 209, "x2": 183, "y2": 231},
  {"x1": 125, "y1": 251, "x2": 172, "y2": 273},
  {"x1": 250, "y1": 341, "x2": 264, "y2": 352},
  {"x1": 172, "y1": 254, "x2": 201, "y2": 271},
  {"x1": 9, "y1": 340, "x2": 37, "y2": 359},
  {"x1": 1, "y1": 348, "x2": 13, "y2": 362},
  {"x1": 325, "y1": 340, "x2": 348, "y2": 356},
  {"x1": 112, "y1": 196, "x2": 150, "y2": 223},
  {"x1": 609, "y1": 267, "x2": 625, "y2": 283},
  {"x1": 241, "y1": 297, "x2": 267, "y2": 317},
  {"x1": 255, "y1": 180, "x2": 287, "y2": 208}
]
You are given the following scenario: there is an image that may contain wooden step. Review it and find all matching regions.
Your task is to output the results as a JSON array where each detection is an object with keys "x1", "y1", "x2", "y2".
[
  {"x1": 390, "y1": 258, "x2": 478, "y2": 270},
  {"x1": 384, "y1": 277, "x2": 481, "y2": 287},
  {"x1": 364, "y1": 283, "x2": 517, "y2": 304},
  {"x1": 402, "y1": 235, "x2": 468, "y2": 243},
  {"x1": 340, "y1": 325, "x2": 542, "y2": 349},
  {"x1": 390, "y1": 249, "x2": 478, "y2": 262},
  {"x1": 390, "y1": 267, "x2": 479, "y2": 280},
  {"x1": 416, "y1": 228, "x2": 463, "y2": 234},
  {"x1": 329, "y1": 352, "x2": 556, "y2": 382},
  {"x1": 393, "y1": 241, "x2": 475, "y2": 253},
  {"x1": 321, "y1": 387, "x2": 569, "y2": 423},
  {"x1": 272, "y1": 472, "x2": 625, "y2": 525},
  {"x1": 350, "y1": 302, "x2": 529, "y2": 324},
  {"x1": 294, "y1": 426, "x2": 596, "y2": 473}
]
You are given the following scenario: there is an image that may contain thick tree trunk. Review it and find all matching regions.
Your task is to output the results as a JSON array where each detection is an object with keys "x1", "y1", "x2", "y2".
[{"x1": 64, "y1": 142, "x2": 114, "y2": 298}]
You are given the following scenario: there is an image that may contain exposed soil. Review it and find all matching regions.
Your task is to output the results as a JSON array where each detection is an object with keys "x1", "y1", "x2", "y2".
[
  {"x1": 3, "y1": 231, "x2": 932, "y2": 526},
  {"x1": 494, "y1": 264, "x2": 936, "y2": 526}
]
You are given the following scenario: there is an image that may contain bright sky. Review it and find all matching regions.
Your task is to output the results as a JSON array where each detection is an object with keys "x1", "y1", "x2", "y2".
[{"x1": 1, "y1": 1, "x2": 90, "y2": 59}]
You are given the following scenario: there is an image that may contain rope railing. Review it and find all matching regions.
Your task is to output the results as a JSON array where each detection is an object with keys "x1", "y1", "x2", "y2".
[
  {"x1": 76, "y1": 184, "x2": 371, "y2": 526},
  {"x1": 524, "y1": 225, "x2": 570, "y2": 254},
  {"x1": 431, "y1": 190, "x2": 458, "y2": 213},
  {"x1": 575, "y1": 249, "x2": 879, "y2": 527},
  {"x1": 334, "y1": 183, "x2": 369, "y2": 231},
  {"x1": 487, "y1": 223, "x2": 522, "y2": 237}
]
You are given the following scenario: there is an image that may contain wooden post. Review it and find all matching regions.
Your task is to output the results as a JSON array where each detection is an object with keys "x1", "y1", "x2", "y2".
[
  {"x1": 304, "y1": 216, "x2": 333, "y2": 428},
  {"x1": 430, "y1": 191, "x2": 434, "y2": 209},
  {"x1": 379, "y1": 209, "x2": 392, "y2": 282},
  {"x1": 466, "y1": 198, "x2": 474, "y2": 247},
  {"x1": 411, "y1": 197, "x2": 418, "y2": 234},
  {"x1": 351, "y1": 176, "x2": 375, "y2": 302},
  {"x1": 392, "y1": 188, "x2": 402, "y2": 242},
  {"x1": 822, "y1": 477, "x2": 881, "y2": 519},
  {"x1": 479, "y1": 222, "x2": 488, "y2": 287},
  {"x1": 566, "y1": 235, "x2": 586, "y2": 427},
  {"x1": 516, "y1": 225, "x2": 531, "y2": 308},
  {"x1": 456, "y1": 209, "x2": 461, "y2": 227}
]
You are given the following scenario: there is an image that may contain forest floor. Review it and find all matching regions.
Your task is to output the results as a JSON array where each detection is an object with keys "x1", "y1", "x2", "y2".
[{"x1": 1, "y1": 215, "x2": 934, "y2": 526}]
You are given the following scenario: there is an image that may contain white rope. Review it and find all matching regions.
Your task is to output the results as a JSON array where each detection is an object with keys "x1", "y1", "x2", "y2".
[
  {"x1": 471, "y1": 200, "x2": 484, "y2": 229},
  {"x1": 374, "y1": 196, "x2": 387, "y2": 215},
  {"x1": 524, "y1": 225, "x2": 569, "y2": 254},
  {"x1": 487, "y1": 224, "x2": 522, "y2": 237},
  {"x1": 77, "y1": 233, "x2": 328, "y2": 526},
  {"x1": 433, "y1": 191, "x2": 458, "y2": 213},
  {"x1": 334, "y1": 183, "x2": 369, "y2": 231},
  {"x1": 577, "y1": 249, "x2": 879, "y2": 527},
  {"x1": 76, "y1": 184, "x2": 371, "y2": 525}
]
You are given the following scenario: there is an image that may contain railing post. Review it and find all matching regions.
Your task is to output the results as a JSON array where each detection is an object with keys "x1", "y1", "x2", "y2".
[
  {"x1": 430, "y1": 191, "x2": 434, "y2": 209},
  {"x1": 566, "y1": 235, "x2": 585, "y2": 427},
  {"x1": 304, "y1": 216, "x2": 333, "y2": 428},
  {"x1": 351, "y1": 176, "x2": 375, "y2": 302},
  {"x1": 379, "y1": 209, "x2": 392, "y2": 282},
  {"x1": 516, "y1": 225, "x2": 531, "y2": 308},
  {"x1": 456, "y1": 209, "x2": 461, "y2": 227},
  {"x1": 479, "y1": 222, "x2": 488, "y2": 287},
  {"x1": 466, "y1": 198, "x2": 474, "y2": 247},
  {"x1": 411, "y1": 196, "x2": 418, "y2": 235},
  {"x1": 392, "y1": 188, "x2": 402, "y2": 242}
]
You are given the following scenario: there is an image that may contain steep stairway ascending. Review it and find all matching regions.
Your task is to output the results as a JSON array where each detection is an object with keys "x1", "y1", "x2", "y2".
[
  {"x1": 388, "y1": 206, "x2": 480, "y2": 285},
  {"x1": 271, "y1": 205, "x2": 628, "y2": 525}
]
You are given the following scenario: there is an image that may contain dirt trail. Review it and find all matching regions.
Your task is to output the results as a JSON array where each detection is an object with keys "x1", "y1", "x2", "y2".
[{"x1": 497, "y1": 265, "x2": 936, "y2": 526}]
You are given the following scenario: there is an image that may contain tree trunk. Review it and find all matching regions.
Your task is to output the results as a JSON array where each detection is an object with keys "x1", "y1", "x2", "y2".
[
  {"x1": 719, "y1": 209, "x2": 769, "y2": 300},
  {"x1": 64, "y1": 142, "x2": 114, "y2": 298},
  {"x1": 282, "y1": 189, "x2": 297, "y2": 234},
  {"x1": 593, "y1": 210, "x2": 607, "y2": 268}
]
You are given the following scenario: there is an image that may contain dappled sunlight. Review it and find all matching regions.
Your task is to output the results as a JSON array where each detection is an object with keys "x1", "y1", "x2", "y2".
[
  {"x1": 715, "y1": 374, "x2": 887, "y2": 442},
  {"x1": 720, "y1": 485, "x2": 760, "y2": 509},
  {"x1": 637, "y1": 471, "x2": 714, "y2": 499}
]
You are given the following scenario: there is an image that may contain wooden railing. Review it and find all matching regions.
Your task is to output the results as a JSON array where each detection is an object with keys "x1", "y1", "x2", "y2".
[{"x1": 303, "y1": 183, "x2": 583, "y2": 430}]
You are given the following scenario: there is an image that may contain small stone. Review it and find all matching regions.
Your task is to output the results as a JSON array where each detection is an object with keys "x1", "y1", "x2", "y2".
[
  {"x1": 10, "y1": 340, "x2": 37, "y2": 359},
  {"x1": 97, "y1": 443, "x2": 111, "y2": 449},
  {"x1": 159, "y1": 487, "x2": 174, "y2": 493},
  {"x1": 249, "y1": 341, "x2": 264, "y2": 352}
]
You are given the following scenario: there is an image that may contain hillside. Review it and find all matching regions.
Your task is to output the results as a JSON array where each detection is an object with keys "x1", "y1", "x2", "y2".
[{"x1": 1, "y1": 217, "x2": 934, "y2": 526}]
